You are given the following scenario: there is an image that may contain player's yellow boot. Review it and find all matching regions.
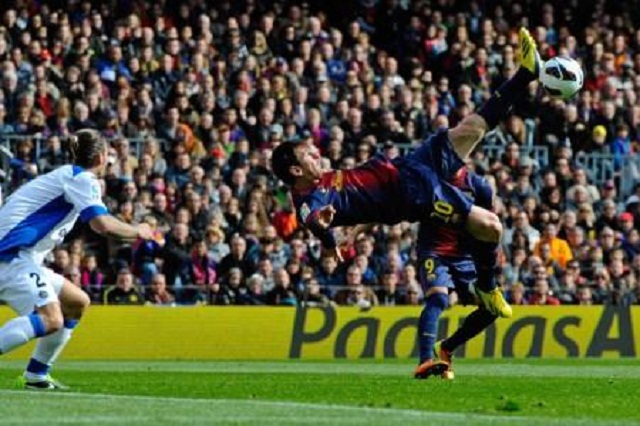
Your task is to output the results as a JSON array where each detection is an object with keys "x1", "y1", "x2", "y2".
[
  {"x1": 414, "y1": 359, "x2": 449, "y2": 379},
  {"x1": 477, "y1": 288, "x2": 513, "y2": 318},
  {"x1": 518, "y1": 27, "x2": 541, "y2": 78},
  {"x1": 433, "y1": 340, "x2": 455, "y2": 380}
]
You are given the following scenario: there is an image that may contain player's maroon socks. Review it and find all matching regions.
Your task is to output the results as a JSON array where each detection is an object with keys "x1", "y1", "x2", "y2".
[
  {"x1": 441, "y1": 307, "x2": 497, "y2": 353},
  {"x1": 478, "y1": 68, "x2": 536, "y2": 129}
]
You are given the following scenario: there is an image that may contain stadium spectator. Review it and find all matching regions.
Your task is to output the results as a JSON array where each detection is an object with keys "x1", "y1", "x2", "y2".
[
  {"x1": 131, "y1": 215, "x2": 165, "y2": 285},
  {"x1": 80, "y1": 253, "x2": 104, "y2": 301},
  {"x1": 162, "y1": 223, "x2": 191, "y2": 287},
  {"x1": 527, "y1": 275, "x2": 561, "y2": 306},
  {"x1": 302, "y1": 278, "x2": 332, "y2": 307},
  {"x1": 218, "y1": 233, "x2": 255, "y2": 279},
  {"x1": 404, "y1": 283, "x2": 423, "y2": 306},
  {"x1": 507, "y1": 282, "x2": 528, "y2": 306},
  {"x1": 376, "y1": 269, "x2": 403, "y2": 306},
  {"x1": 533, "y1": 223, "x2": 573, "y2": 268},
  {"x1": 206, "y1": 281, "x2": 233, "y2": 306},
  {"x1": 190, "y1": 237, "x2": 217, "y2": 287},
  {"x1": 103, "y1": 267, "x2": 143, "y2": 305},
  {"x1": 64, "y1": 266, "x2": 82, "y2": 288},
  {"x1": 266, "y1": 267, "x2": 297, "y2": 306},
  {"x1": 145, "y1": 273, "x2": 175, "y2": 306},
  {"x1": 244, "y1": 274, "x2": 267, "y2": 305},
  {"x1": 205, "y1": 226, "x2": 230, "y2": 263},
  {"x1": 51, "y1": 247, "x2": 71, "y2": 275}
]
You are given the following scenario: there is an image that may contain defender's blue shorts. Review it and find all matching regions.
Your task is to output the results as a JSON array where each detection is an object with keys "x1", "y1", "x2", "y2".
[{"x1": 419, "y1": 255, "x2": 477, "y2": 305}]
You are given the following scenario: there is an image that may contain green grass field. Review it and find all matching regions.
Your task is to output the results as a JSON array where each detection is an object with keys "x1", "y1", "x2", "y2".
[{"x1": 0, "y1": 359, "x2": 639, "y2": 425}]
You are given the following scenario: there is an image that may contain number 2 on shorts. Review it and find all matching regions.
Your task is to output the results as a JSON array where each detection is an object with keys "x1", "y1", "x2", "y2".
[{"x1": 30, "y1": 272, "x2": 46, "y2": 288}]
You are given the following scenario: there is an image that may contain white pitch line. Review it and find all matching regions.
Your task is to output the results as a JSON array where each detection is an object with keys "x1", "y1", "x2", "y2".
[{"x1": 0, "y1": 390, "x2": 636, "y2": 426}]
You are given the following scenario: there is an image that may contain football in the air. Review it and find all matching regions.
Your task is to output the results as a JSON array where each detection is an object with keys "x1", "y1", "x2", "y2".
[{"x1": 540, "y1": 56, "x2": 584, "y2": 99}]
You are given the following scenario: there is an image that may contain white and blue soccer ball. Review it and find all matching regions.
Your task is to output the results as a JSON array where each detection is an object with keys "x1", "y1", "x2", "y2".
[{"x1": 540, "y1": 56, "x2": 584, "y2": 100}]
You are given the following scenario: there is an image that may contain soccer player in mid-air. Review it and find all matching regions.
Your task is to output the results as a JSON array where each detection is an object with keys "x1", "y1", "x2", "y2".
[
  {"x1": 0, "y1": 129, "x2": 154, "y2": 389},
  {"x1": 272, "y1": 28, "x2": 541, "y2": 318},
  {"x1": 413, "y1": 28, "x2": 541, "y2": 379}
]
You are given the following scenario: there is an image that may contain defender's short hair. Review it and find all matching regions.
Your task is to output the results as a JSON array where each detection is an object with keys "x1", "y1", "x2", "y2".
[{"x1": 63, "y1": 129, "x2": 107, "y2": 169}]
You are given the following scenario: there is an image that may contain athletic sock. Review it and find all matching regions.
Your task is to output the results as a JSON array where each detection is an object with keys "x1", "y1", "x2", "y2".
[
  {"x1": 25, "y1": 319, "x2": 78, "y2": 381},
  {"x1": 472, "y1": 240, "x2": 498, "y2": 292},
  {"x1": 478, "y1": 69, "x2": 535, "y2": 129},
  {"x1": 0, "y1": 314, "x2": 46, "y2": 354},
  {"x1": 442, "y1": 307, "x2": 497, "y2": 353},
  {"x1": 418, "y1": 293, "x2": 448, "y2": 363}
]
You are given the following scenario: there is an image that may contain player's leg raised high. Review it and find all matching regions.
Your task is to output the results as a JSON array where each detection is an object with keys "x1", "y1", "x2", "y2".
[
  {"x1": 448, "y1": 27, "x2": 541, "y2": 159},
  {"x1": 407, "y1": 28, "x2": 540, "y2": 182}
]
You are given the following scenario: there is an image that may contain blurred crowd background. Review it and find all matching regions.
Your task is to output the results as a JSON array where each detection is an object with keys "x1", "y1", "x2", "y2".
[{"x1": 1, "y1": 0, "x2": 640, "y2": 307}]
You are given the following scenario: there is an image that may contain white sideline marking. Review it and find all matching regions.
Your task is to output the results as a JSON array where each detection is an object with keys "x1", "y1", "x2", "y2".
[{"x1": 0, "y1": 390, "x2": 634, "y2": 426}]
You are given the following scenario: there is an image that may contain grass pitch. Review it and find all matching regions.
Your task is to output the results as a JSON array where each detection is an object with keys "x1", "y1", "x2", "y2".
[{"x1": 0, "y1": 359, "x2": 639, "y2": 425}]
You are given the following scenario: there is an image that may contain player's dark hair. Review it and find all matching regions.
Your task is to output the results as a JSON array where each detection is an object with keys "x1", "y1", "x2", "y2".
[
  {"x1": 271, "y1": 141, "x2": 300, "y2": 185},
  {"x1": 62, "y1": 129, "x2": 107, "y2": 169}
]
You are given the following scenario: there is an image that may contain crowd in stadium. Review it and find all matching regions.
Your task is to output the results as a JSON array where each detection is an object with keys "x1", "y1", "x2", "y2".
[{"x1": 0, "y1": 0, "x2": 640, "y2": 307}]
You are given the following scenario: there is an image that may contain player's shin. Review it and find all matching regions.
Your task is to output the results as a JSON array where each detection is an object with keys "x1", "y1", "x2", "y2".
[
  {"x1": 465, "y1": 207, "x2": 502, "y2": 292},
  {"x1": 476, "y1": 27, "x2": 541, "y2": 130},
  {"x1": 0, "y1": 313, "x2": 46, "y2": 354},
  {"x1": 24, "y1": 319, "x2": 78, "y2": 381},
  {"x1": 477, "y1": 69, "x2": 536, "y2": 130},
  {"x1": 472, "y1": 240, "x2": 499, "y2": 292},
  {"x1": 442, "y1": 307, "x2": 497, "y2": 353}
]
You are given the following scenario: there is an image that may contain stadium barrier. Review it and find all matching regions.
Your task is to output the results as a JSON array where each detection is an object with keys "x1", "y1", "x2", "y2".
[{"x1": 0, "y1": 306, "x2": 637, "y2": 360}]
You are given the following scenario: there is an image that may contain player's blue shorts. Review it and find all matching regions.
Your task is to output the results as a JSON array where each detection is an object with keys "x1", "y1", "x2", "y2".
[
  {"x1": 407, "y1": 130, "x2": 464, "y2": 181},
  {"x1": 418, "y1": 255, "x2": 477, "y2": 305},
  {"x1": 391, "y1": 129, "x2": 471, "y2": 225},
  {"x1": 393, "y1": 157, "x2": 472, "y2": 226}
]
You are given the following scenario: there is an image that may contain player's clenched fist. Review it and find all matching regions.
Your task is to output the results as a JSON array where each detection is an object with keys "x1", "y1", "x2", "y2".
[{"x1": 316, "y1": 205, "x2": 337, "y2": 229}]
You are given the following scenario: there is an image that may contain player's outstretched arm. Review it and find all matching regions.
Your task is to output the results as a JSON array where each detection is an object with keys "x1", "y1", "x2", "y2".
[{"x1": 90, "y1": 215, "x2": 154, "y2": 242}]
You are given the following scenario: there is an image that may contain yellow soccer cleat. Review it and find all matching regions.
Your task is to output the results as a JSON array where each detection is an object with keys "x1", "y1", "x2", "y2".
[
  {"x1": 433, "y1": 340, "x2": 455, "y2": 380},
  {"x1": 477, "y1": 287, "x2": 513, "y2": 318},
  {"x1": 518, "y1": 27, "x2": 542, "y2": 78}
]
